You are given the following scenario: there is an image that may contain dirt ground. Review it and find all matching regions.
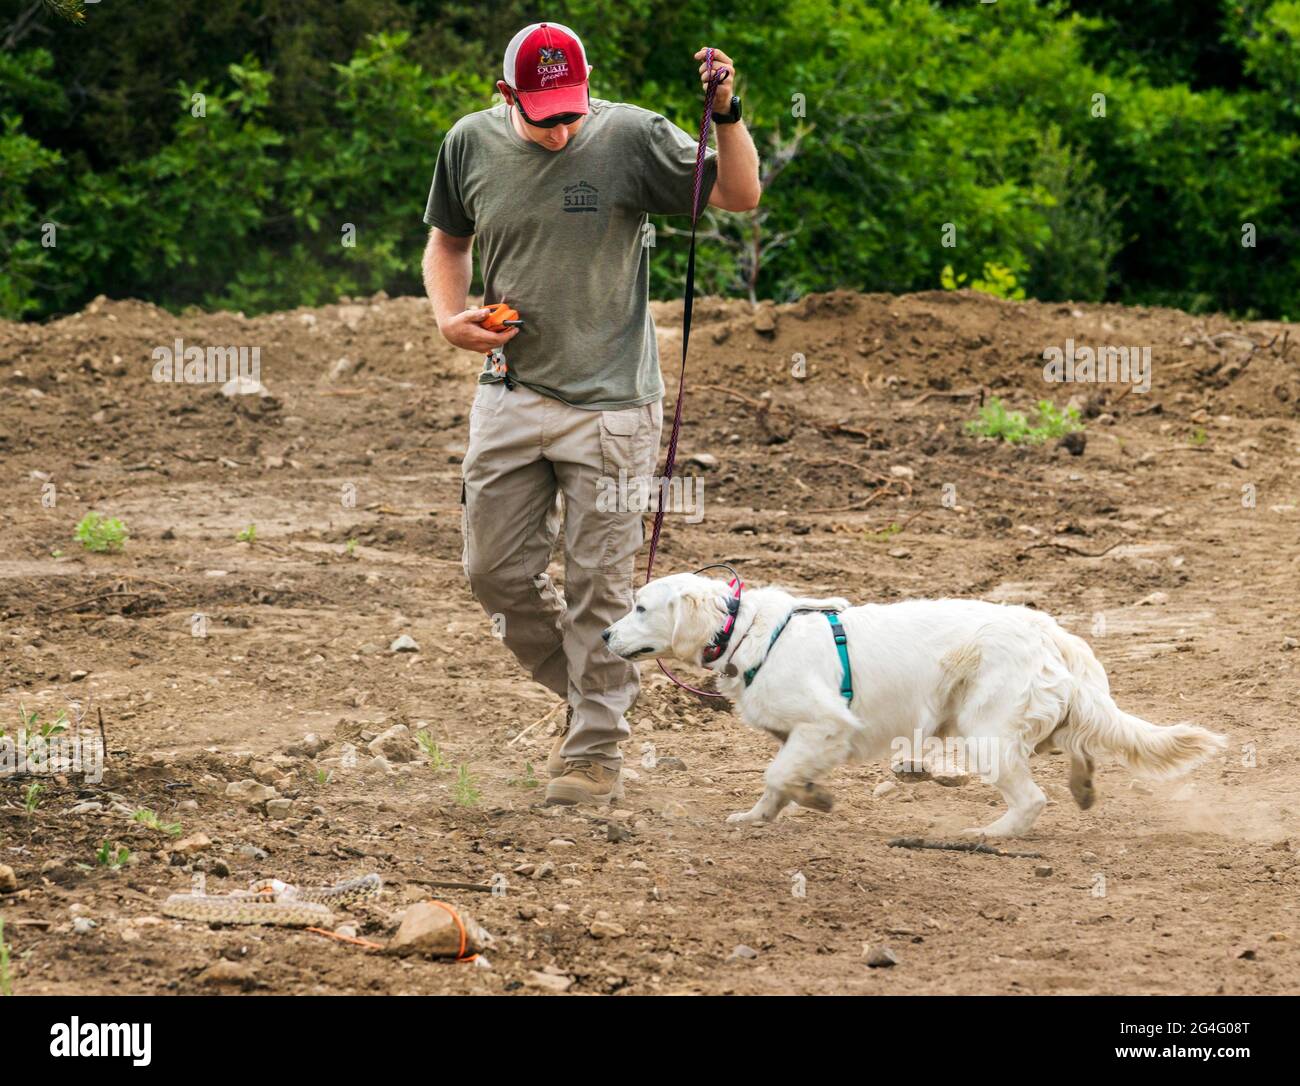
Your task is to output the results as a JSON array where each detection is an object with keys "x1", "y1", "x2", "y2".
[{"x1": 1, "y1": 287, "x2": 1298, "y2": 995}]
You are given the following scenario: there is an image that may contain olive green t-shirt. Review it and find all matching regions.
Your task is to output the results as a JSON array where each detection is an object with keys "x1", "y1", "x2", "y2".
[{"x1": 423, "y1": 97, "x2": 718, "y2": 410}]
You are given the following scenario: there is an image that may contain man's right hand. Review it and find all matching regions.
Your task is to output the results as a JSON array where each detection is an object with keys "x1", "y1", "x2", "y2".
[{"x1": 438, "y1": 305, "x2": 521, "y2": 354}]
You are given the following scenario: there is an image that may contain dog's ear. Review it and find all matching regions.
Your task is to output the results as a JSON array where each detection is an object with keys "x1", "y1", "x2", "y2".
[{"x1": 669, "y1": 582, "x2": 723, "y2": 660}]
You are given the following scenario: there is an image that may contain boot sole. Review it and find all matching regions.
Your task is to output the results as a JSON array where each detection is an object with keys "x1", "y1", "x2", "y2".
[{"x1": 545, "y1": 779, "x2": 625, "y2": 807}]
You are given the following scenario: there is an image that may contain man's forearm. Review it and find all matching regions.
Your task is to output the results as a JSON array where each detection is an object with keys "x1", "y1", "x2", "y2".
[
  {"x1": 713, "y1": 122, "x2": 761, "y2": 211},
  {"x1": 423, "y1": 231, "x2": 474, "y2": 328}
]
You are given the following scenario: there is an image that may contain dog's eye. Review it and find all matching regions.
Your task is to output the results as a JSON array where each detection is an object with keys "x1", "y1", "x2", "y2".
[{"x1": 635, "y1": 605, "x2": 646, "y2": 613}]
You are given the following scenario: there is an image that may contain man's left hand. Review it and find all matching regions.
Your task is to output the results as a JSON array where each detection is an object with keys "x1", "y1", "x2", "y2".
[{"x1": 694, "y1": 46, "x2": 735, "y2": 104}]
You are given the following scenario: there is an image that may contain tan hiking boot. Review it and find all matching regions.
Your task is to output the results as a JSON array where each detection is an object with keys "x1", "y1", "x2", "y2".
[
  {"x1": 545, "y1": 760, "x2": 624, "y2": 806},
  {"x1": 547, "y1": 707, "x2": 573, "y2": 779}
]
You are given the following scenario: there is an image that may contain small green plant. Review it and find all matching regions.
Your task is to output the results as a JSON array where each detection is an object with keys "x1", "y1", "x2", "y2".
[
  {"x1": 0, "y1": 917, "x2": 12, "y2": 995},
  {"x1": 941, "y1": 261, "x2": 1026, "y2": 301},
  {"x1": 1189, "y1": 427, "x2": 1208, "y2": 446},
  {"x1": 965, "y1": 398, "x2": 1084, "y2": 445},
  {"x1": 508, "y1": 761, "x2": 540, "y2": 789},
  {"x1": 74, "y1": 512, "x2": 128, "y2": 553},
  {"x1": 95, "y1": 840, "x2": 130, "y2": 869},
  {"x1": 866, "y1": 522, "x2": 901, "y2": 543},
  {"x1": 315, "y1": 767, "x2": 332, "y2": 786},
  {"x1": 452, "y1": 764, "x2": 480, "y2": 806},
  {"x1": 131, "y1": 808, "x2": 182, "y2": 836},
  {"x1": 23, "y1": 781, "x2": 42, "y2": 816},
  {"x1": 236, "y1": 523, "x2": 257, "y2": 543},
  {"x1": 50, "y1": 548, "x2": 63, "y2": 558},
  {"x1": 416, "y1": 730, "x2": 449, "y2": 771},
  {"x1": 344, "y1": 538, "x2": 358, "y2": 557}
]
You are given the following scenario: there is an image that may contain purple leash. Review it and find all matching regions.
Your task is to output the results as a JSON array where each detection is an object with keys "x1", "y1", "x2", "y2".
[{"x1": 644, "y1": 49, "x2": 733, "y2": 700}]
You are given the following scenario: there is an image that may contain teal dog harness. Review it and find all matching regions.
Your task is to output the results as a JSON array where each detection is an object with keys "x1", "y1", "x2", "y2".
[{"x1": 742, "y1": 608, "x2": 854, "y2": 702}]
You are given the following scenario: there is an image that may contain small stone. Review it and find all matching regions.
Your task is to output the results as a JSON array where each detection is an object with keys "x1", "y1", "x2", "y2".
[
  {"x1": 198, "y1": 959, "x2": 257, "y2": 987},
  {"x1": 525, "y1": 970, "x2": 572, "y2": 993},
  {"x1": 210, "y1": 859, "x2": 231, "y2": 877},
  {"x1": 517, "y1": 904, "x2": 541, "y2": 920},
  {"x1": 220, "y1": 375, "x2": 270, "y2": 399},
  {"x1": 533, "y1": 862, "x2": 556, "y2": 881},
  {"x1": 68, "y1": 801, "x2": 103, "y2": 815},
  {"x1": 589, "y1": 919, "x2": 626, "y2": 939},
  {"x1": 1231, "y1": 453, "x2": 1249, "y2": 470},
  {"x1": 685, "y1": 453, "x2": 718, "y2": 470},
  {"x1": 287, "y1": 733, "x2": 327, "y2": 757},
  {"x1": 1138, "y1": 591, "x2": 1169, "y2": 606},
  {"x1": 1282, "y1": 636, "x2": 1298, "y2": 652},
  {"x1": 728, "y1": 944, "x2": 758, "y2": 961},
  {"x1": 69, "y1": 669, "x2": 89, "y2": 681},
  {"x1": 238, "y1": 844, "x2": 268, "y2": 860},
  {"x1": 265, "y1": 799, "x2": 293, "y2": 819},
  {"x1": 866, "y1": 946, "x2": 899, "y2": 968},
  {"x1": 1059, "y1": 431, "x2": 1086, "y2": 457},
  {"x1": 172, "y1": 833, "x2": 212, "y2": 855},
  {"x1": 72, "y1": 916, "x2": 97, "y2": 934},
  {"x1": 887, "y1": 547, "x2": 911, "y2": 560},
  {"x1": 1034, "y1": 865, "x2": 1054, "y2": 878},
  {"x1": 752, "y1": 307, "x2": 777, "y2": 334},
  {"x1": 0, "y1": 864, "x2": 17, "y2": 893},
  {"x1": 390, "y1": 634, "x2": 419, "y2": 653},
  {"x1": 225, "y1": 780, "x2": 277, "y2": 805},
  {"x1": 606, "y1": 821, "x2": 632, "y2": 843},
  {"x1": 873, "y1": 781, "x2": 898, "y2": 799},
  {"x1": 889, "y1": 465, "x2": 914, "y2": 479},
  {"x1": 368, "y1": 724, "x2": 415, "y2": 763}
]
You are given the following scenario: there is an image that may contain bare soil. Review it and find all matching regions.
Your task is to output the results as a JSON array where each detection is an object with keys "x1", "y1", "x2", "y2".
[{"x1": 1, "y1": 288, "x2": 1298, "y2": 995}]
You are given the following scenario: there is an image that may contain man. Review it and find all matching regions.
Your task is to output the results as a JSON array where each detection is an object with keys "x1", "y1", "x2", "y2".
[{"x1": 422, "y1": 22, "x2": 760, "y2": 806}]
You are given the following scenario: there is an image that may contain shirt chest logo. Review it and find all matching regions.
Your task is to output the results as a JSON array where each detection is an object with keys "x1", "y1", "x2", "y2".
[{"x1": 562, "y1": 180, "x2": 599, "y2": 214}]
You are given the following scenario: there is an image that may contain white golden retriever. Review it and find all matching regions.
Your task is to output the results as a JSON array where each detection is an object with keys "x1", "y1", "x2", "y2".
[{"x1": 603, "y1": 574, "x2": 1226, "y2": 836}]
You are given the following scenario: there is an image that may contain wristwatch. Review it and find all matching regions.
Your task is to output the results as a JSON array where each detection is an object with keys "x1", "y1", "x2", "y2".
[{"x1": 713, "y1": 95, "x2": 742, "y2": 125}]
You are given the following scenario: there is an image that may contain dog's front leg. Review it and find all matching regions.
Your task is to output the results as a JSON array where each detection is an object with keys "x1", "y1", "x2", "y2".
[{"x1": 726, "y1": 785, "x2": 790, "y2": 824}]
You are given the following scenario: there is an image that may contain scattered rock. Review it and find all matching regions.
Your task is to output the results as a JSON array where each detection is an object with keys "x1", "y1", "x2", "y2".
[
  {"x1": 1138, "y1": 591, "x2": 1169, "y2": 606},
  {"x1": 172, "y1": 833, "x2": 212, "y2": 855},
  {"x1": 728, "y1": 944, "x2": 759, "y2": 961},
  {"x1": 866, "y1": 946, "x2": 899, "y2": 968},
  {"x1": 265, "y1": 799, "x2": 293, "y2": 819},
  {"x1": 589, "y1": 919, "x2": 626, "y2": 939},
  {"x1": 887, "y1": 547, "x2": 911, "y2": 560},
  {"x1": 367, "y1": 724, "x2": 415, "y2": 763},
  {"x1": 655, "y1": 756, "x2": 687, "y2": 772},
  {"x1": 220, "y1": 375, "x2": 270, "y2": 398},
  {"x1": 68, "y1": 801, "x2": 104, "y2": 815},
  {"x1": 390, "y1": 634, "x2": 420, "y2": 654},
  {"x1": 1231, "y1": 453, "x2": 1249, "y2": 470},
  {"x1": 1034, "y1": 865, "x2": 1054, "y2": 878},
  {"x1": 873, "y1": 781, "x2": 898, "y2": 799},
  {"x1": 685, "y1": 453, "x2": 718, "y2": 470},
  {"x1": 387, "y1": 901, "x2": 490, "y2": 958},
  {"x1": 889, "y1": 465, "x2": 914, "y2": 479},
  {"x1": 752, "y1": 306, "x2": 777, "y2": 335},
  {"x1": 238, "y1": 844, "x2": 268, "y2": 861},
  {"x1": 524, "y1": 970, "x2": 572, "y2": 993},
  {"x1": 198, "y1": 959, "x2": 258, "y2": 987},
  {"x1": 0, "y1": 864, "x2": 17, "y2": 893},
  {"x1": 287, "y1": 732, "x2": 327, "y2": 758},
  {"x1": 1282, "y1": 636, "x2": 1298, "y2": 652},
  {"x1": 225, "y1": 780, "x2": 278, "y2": 805},
  {"x1": 606, "y1": 821, "x2": 633, "y2": 843},
  {"x1": 1059, "y1": 431, "x2": 1086, "y2": 457}
]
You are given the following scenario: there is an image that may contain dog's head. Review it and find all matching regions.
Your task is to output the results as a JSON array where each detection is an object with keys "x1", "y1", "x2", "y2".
[{"x1": 602, "y1": 574, "x2": 736, "y2": 665}]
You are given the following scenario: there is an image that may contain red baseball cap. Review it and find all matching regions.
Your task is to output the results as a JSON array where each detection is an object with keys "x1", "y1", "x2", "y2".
[{"x1": 503, "y1": 22, "x2": 590, "y2": 119}]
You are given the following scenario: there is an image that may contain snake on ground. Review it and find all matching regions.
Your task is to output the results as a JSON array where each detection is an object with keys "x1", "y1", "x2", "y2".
[{"x1": 163, "y1": 873, "x2": 382, "y2": 927}]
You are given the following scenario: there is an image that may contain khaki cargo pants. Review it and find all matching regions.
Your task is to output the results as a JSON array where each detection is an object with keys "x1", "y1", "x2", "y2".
[{"x1": 461, "y1": 380, "x2": 663, "y2": 769}]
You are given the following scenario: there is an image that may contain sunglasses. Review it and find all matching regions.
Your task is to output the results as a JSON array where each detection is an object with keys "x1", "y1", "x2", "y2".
[{"x1": 512, "y1": 88, "x2": 588, "y2": 129}]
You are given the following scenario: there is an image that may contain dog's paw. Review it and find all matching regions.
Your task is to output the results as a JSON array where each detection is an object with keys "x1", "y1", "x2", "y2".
[
  {"x1": 726, "y1": 809, "x2": 767, "y2": 824},
  {"x1": 794, "y1": 783, "x2": 834, "y2": 812}
]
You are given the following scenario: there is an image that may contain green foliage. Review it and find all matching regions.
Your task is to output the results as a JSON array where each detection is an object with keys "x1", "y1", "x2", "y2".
[
  {"x1": 95, "y1": 840, "x2": 130, "y2": 869},
  {"x1": 416, "y1": 729, "x2": 448, "y2": 770},
  {"x1": 23, "y1": 781, "x2": 42, "y2": 816},
  {"x1": 941, "y1": 262, "x2": 1026, "y2": 301},
  {"x1": 0, "y1": 917, "x2": 11, "y2": 995},
  {"x1": 236, "y1": 524, "x2": 257, "y2": 543},
  {"x1": 74, "y1": 512, "x2": 128, "y2": 553},
  {"x1": 508, "y1": 762, "x2": 540, "y2": 789},
  {"x1": 132, "y1": 808, "x2": 182, "y2": 836},
  {"x1": 966, "y1": 397, "x2": 1084, "y2": 445},
  {"x1": 452, "y1": 764, "x2": 480, "y2": 806},
  {"x1": 3, "y1": 1, "x2": 1300, "y2": 318}
]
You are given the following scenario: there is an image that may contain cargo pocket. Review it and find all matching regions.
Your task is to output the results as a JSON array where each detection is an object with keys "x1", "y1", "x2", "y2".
[{"x1": 595, "y1": 405, "x2": 659, "y2": 568}]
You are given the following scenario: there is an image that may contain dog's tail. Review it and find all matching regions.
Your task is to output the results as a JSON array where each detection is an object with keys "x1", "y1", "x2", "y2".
[{"x1": 1046, "y1": 621, "x2": 1227, "y2": 779}]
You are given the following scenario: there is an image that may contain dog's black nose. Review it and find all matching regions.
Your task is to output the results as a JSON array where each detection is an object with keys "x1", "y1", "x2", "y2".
[{"x1": 601, "y1": 628, "x2": 611, "y2": 642}]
